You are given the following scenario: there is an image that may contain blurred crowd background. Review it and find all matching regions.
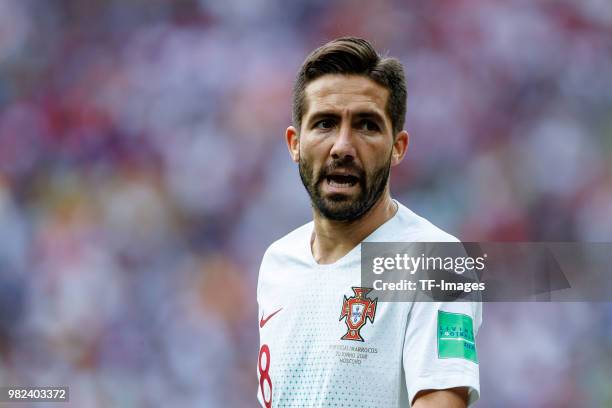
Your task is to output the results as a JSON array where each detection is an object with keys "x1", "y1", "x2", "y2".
[{"x1": 0, "y1": 0, "x2": 611, "y2": 406}]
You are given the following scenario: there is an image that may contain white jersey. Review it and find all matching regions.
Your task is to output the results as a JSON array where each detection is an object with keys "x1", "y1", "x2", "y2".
[{"x1": 257, "y1": 201, "x2": 481, "y2": 407}]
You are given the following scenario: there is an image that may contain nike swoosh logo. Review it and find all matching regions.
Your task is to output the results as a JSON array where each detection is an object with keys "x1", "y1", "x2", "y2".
[{"x1": 260, "y1": 308, "x2": 283, "y2": 328}]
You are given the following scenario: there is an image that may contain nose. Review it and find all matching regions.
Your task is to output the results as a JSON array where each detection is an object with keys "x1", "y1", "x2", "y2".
[{"x1": 330, "y1": 122, "x2": 357, "y2": 161}]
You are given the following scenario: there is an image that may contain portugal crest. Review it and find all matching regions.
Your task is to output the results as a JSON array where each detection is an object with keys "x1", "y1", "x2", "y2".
[{"x1": 339, "y1": 287, "x2": 377, "y2": 341}]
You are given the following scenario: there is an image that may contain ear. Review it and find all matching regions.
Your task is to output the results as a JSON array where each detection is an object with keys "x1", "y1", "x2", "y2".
[
  {"x1": 391, "y1": 130, "x2": 409, "y2": 166},
  {"x1": 286, "y1": 126, "x2": 300, "y2": 163}
]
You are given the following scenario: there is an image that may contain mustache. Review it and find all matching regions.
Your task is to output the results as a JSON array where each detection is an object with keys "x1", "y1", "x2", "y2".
[{"x1": 317, "y1": 159, "x2": 365, "y2": 182}]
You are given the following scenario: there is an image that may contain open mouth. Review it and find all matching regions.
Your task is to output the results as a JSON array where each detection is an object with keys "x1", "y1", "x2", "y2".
[{"x1": 325, "y1": 174, "x2": 360, "y2": 188}]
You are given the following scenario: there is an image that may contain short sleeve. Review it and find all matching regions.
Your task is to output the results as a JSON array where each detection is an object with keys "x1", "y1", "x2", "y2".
[{"x1": 403, "y1": 300, "x2": 482, "y2": 406}]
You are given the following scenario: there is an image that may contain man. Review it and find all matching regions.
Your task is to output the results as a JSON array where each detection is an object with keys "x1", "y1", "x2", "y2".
[{"x1": 257, "y1": 37, "x2": 481, "y2": 407}]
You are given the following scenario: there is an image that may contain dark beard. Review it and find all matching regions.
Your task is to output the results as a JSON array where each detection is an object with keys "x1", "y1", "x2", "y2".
[{"x1": 299, "y1": 155, "x2": 391, "y2": 222}]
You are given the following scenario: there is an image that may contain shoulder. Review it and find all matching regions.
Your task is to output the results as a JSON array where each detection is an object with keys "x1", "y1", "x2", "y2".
[
  {"x1": 257, "y1": 221, "x2": 313, "y2": 302},
  {"x1": 392, "y1": 201, "x2": 460, "y2": 243},
  {"x1": 259, "y1": 221, "x2": 313, "y2": 268}
]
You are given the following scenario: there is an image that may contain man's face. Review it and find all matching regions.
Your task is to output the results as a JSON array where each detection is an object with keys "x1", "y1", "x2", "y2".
[{"x1": 295, "y1": 74, "x2": 396, "y2": 221}]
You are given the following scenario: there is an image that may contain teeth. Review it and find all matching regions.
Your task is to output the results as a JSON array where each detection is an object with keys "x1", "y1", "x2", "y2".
[{"x1": 327, "y1": 177, "x2": 357, "y2": 188}]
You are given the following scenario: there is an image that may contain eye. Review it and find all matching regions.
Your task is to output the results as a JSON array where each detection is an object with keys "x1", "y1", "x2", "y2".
[
  {"x1": 315, "y1": 119, "x2": 335, "y2": 130},
  {"x1": 358, "y1": 119, "x2": 380, "y2": 132}
]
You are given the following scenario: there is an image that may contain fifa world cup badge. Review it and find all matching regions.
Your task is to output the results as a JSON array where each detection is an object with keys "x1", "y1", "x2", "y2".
[{"x1": 339, "y1": 287, "x2": 378, "y2": 341}]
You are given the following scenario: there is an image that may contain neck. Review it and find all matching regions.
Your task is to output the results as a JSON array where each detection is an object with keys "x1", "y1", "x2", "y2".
[{"x1": 311, "y1": 192, "x2": 397, "y2": 264}]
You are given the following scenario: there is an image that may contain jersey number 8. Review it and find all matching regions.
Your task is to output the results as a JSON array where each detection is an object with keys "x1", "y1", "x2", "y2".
[{"x1": 258, "y1": 344, "x2": 272, "y2": 408}]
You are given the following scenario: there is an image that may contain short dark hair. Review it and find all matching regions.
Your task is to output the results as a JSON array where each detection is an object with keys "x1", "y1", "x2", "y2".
[{"x1": 292, "y1": 37, "x2": 407, "y2": 136}]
